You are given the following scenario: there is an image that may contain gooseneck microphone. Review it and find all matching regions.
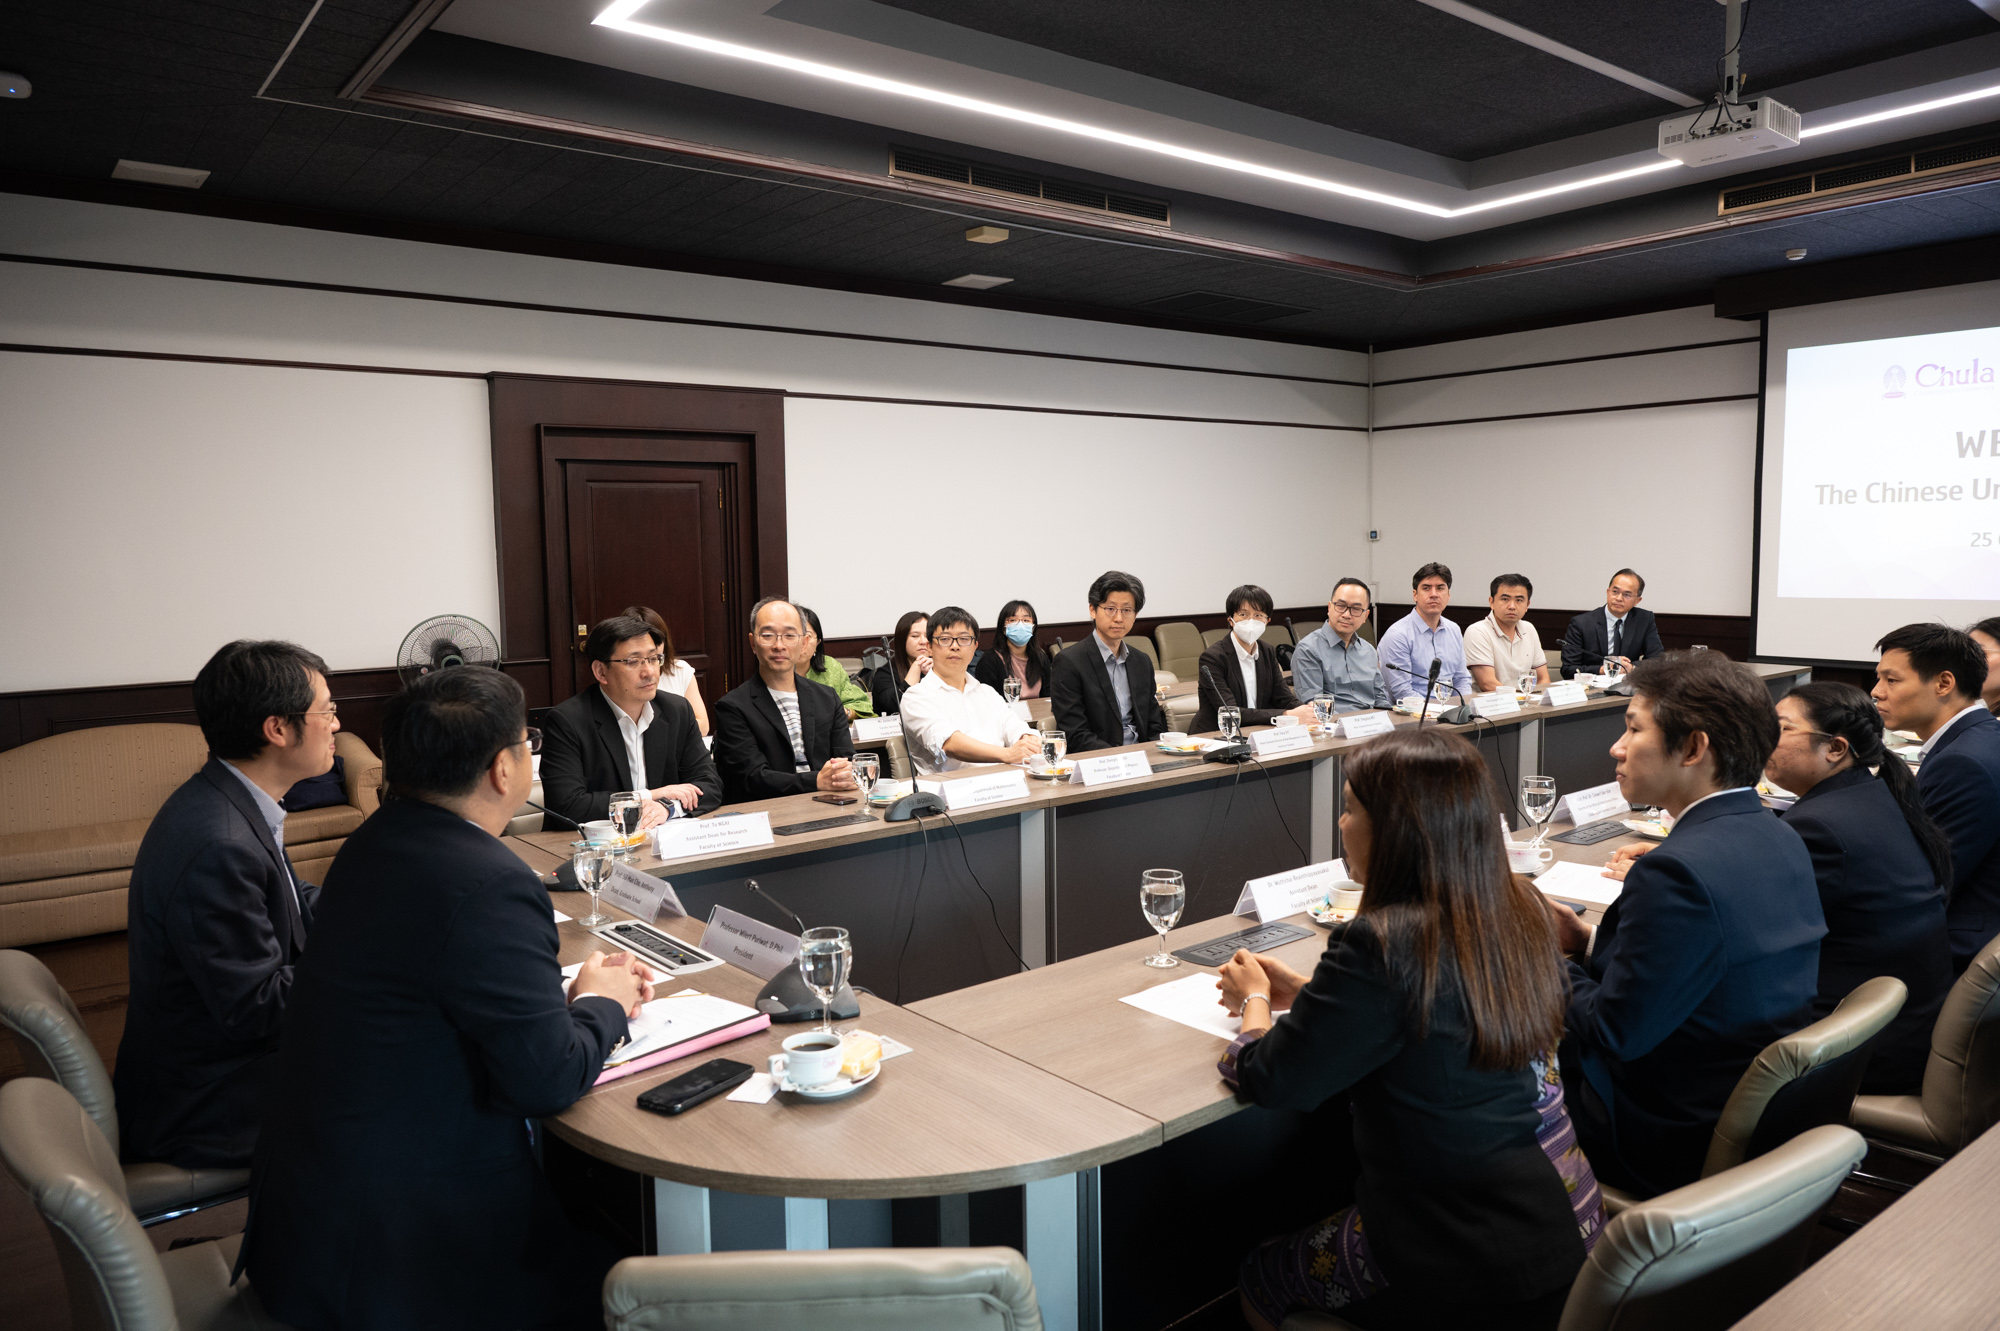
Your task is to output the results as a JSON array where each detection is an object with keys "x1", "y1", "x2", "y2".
[
  {"x1": 1200, "y1": 662, "x2": 1252, "y2": 764},
  {"x1": 523, "y1": 799, "x2": 581, "y2": 831},
  {"x1": 748, "y1": 878, "x2": 806, "y2": 933},
  {"x1": 885, "y1": 688, "x2": 946, "y2": 823},
  {"x1": 1418, "y1": 656, "x2": 1442, "y2": 727}
]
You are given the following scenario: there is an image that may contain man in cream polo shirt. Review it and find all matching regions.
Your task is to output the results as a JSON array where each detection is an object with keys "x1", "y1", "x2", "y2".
[{"x1": 1464, "y1": 573, "x2": 1551, "y2": 694}]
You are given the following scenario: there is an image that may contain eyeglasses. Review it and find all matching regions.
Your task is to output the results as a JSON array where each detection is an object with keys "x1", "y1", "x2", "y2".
[
  {"x1": 1096, "y1": 604, "x2": 1137, "y2": 619},
  {"x1": 1777, "y1": 720, "x2": 1835, "y2": 742},
  {"x1": 523, "y1": 727, "x2": 543, "y2": 754},
  {"x1": 609, "y1": 653, "x2": 667, "y2": 668},
  {"x1": 1330, "y1": 600, "x2": 1369, "y2": 617},
  {"x1": 931, "y1": 634, "x2": 976, "y2": 648},
  {"x1": 754, "y1": 630, "x2": 803, "y2": 645},
  {"x1": 1231, "y1": 612, "x2": 1270, "y2": 624},
  {"x1": 289, "y1": 703, "x2": 339, "y2": 720},
  {"x1": 1607, "y1": 587, "x2": 1641, "y2": 601}
]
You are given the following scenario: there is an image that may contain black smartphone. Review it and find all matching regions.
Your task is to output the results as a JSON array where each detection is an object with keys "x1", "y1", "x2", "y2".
[
  {"x1": 813, "y1": 793, "x2": 858, "y2": 806},
  {"x1": 637, "y1": 1059, "x2": 756, "y2": 1116}
]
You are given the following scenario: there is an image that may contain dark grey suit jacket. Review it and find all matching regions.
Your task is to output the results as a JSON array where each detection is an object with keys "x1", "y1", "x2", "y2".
[
  {"x1": 114, "y1": 758, "x2": 316, "y2": 1169},
  {"x1": 1048, "y1": 636, "x2": 1168, "y2": 752},
  {"x1": 711, "y1": 675, "x2": 854, "y2": 805},
  {"x1": 538, "y1": 685, "x2": 721, "y2": 826},
  {"x1": 1560, "y1": 606, "x2": 1666, "y2": 679}
]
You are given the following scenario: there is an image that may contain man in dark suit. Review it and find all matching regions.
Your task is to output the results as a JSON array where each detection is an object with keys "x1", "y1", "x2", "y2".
[
  {"x1": 115, "y1": 639, "x2": 339, "y2": 1170},
  {"x1": 1552, "y1": 651, "x2": 1824, "y2": 1196},
  {"x1": 1049, "y1": 569, "x2": 1168, "y2": 751},
  {"x1": 1191, "y1": 583, "x2": 1315, "y2": 733},
  {"x1": 713, "y1": 597, "x2": 858, "y2": 804},
  {"x1": 244, "y1": 665, "x2": 650, "y2": 1331},
  {"x1": 1873, "y1": 623, "x2": 2000, "y2": 971},
  {"x1": 1561, "y1": 568, "x2": 1666, "y2": 679},
  {"x1": 540, "y1": 614, "x2": 721, "y2": 828}
]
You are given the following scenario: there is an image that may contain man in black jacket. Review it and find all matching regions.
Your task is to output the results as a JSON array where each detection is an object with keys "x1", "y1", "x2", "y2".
[
  {"x1": 1192, "y1": 583, "x2": 1316, "y2": 734},
  {"x1": 244, "y1": 665, "x2": 649, "y2": 1331},
  {"x1": 712, "y1": 597, "x2": 858, "y2": 805},
  {"x1": 115, "y1": 639, "x2": 339, "y2": 1170},
  {"x1": 1049, "y1": 569, "x2": 1169, "y2": 751},
  {"x1": 540, "y1": 614, "x2": 721, "y2": 827},
  {"x1": 1561, "y1": 568, "x2": 1666, "y2": 679}
]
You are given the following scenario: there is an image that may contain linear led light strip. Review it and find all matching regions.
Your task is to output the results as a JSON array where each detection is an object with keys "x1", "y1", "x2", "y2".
[{"x1": 596, "y1": 0, "x2": 2000, "y2": 218}]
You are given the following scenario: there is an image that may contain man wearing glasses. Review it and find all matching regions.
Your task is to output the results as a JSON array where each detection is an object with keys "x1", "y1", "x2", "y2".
[
  {"x1": 1049, "y1": 569, "x2": 1169, "y2": 751},
  {"x1": 117, "y1": 639, "x2": 339, "y2": 1171},
  {"x1": 1290, "y1": 577, "x2": 1393, "y2": 714},
  {"x1": 1561, "y1": 568, "x2": 1666, "y2": 679},
  {"x1": 540, "y1": 614, "x2": 721, "y2": 828},
  {"x1": 899, "y1": 605, "x2": 1043, "y2": 775},
  {"x1": 1191, "y1": 583, "x2": 1317, "y2": 733},
  {"x1": 712, "y1": 598, "x2": 860, "y2": 803}
]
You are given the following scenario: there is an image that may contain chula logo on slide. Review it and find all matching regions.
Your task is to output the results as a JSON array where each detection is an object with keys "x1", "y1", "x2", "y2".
[{"x1": 1882, "y1": 365, "x2": 1906, "y2": 398}]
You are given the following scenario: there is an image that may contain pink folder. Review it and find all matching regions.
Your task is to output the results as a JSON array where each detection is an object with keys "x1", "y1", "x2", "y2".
[{"x1": 592, "y1": 1013, "x2": 771, "y2": 1086}]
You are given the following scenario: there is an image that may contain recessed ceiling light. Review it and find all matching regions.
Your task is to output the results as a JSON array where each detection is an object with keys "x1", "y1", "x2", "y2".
[
  {"x1": 112, "y1": 160, "x2": 209, "y2": 189},
  {"x1": 943, "y1": 274, "x2": 1013, "y2": 289},
  {"x1": 0, "y1": 72, "x2": 30, "y2": 100},
  {"x1": 965, "y1": 226, "x2": 1009, "y2": 244},
  {"x1": 1801, "y1": 82, "x2": 2000, "y2": 139},
  {"x1": 1785, "y1": 247, "x2": 1808, "y2": 261},
  {"x1": 593, "y1": 0, "x2": 1680, "y2": 220}
]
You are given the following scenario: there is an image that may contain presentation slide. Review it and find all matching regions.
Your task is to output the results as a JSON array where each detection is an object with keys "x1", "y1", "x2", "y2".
[{"x1": 1756, "y1": 283, "x2": 2000, "y2": 664}]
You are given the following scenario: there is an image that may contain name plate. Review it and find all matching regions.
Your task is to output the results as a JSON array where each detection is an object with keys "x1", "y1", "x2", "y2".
[
  {"x1": 1075, "y1": 750, "x2": 1153, "y2": 785},
  {"x1": 938, "y1": 768, "x2": 1031, "y2": 811},
  {"x1": 852, "y1": 716, "x2": 902, "y2": 742},
  {"x1": 1556, "y1": 781, "x2": 1630, "y2": 827},
  {"x1": 600, "y1": 859, "x2": 687, "y2": 922},
  {"x1": 652, "y1": 811, "x2": 775, "y2": 861},
  {"x1": 699, "y1": 905, "x2": 799, "y2": 981},
  {"x1": 1472, "y1": 691, "x2": 1521, "y2": 718},
  {"x1": 1541, "y1": 681, "x2": 1588, "y2": 707},
  {"x1": 1336, "y1": 710, "x2": 1395, "y2": 739},
  {"x1": 1248, "y1": 725, "x2": 1315, "y2": 757},
  {"x1": 1233, "y1": 859, "x2": 1346, "y2": 922},
  {"x1": 1009, "y1": 699, "x2": 1033, "y2": 721}
]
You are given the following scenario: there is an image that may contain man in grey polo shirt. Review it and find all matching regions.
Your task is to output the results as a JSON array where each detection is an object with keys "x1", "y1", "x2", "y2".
[
  {"x1": 1465, "y1": 572, "x2": 1551, "y2": 693},
  {"x1": 1291, "y1": 577, "x2": 1392, "y2": 713}
]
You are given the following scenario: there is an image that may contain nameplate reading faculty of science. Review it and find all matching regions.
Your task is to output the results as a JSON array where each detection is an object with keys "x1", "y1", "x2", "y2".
[
  {"x1": 1336, "y1": 711, "x2": 1396, "y2": 739},
  {"x1": 601, "y1": 859, "x2": 686, "y2": 922},
  {"x1": 653, "y1": 811, "x2": 776, "y2": 861},
  {"x1": 699, "y1": 905, "x2": 800, "y2": 982},
  {"x1": 1248, "y1": 725, "x2": 1315, "y2": 757},
  {"x1": 852, "y1": 716, "x2": 903, "y2": 742},
  {"x1": 1541, "y1": 681, "x2": 1589, "y2": 708},
  {"x1": 1234, "y1": 860, "x2": 1347, "y2": 923},
  {"x1": 938, "y1": 768, "x2": 1032, "y2": 811},
  {"x1": 1075, "y1": 750, "x2": 1153, "y2": 786}
]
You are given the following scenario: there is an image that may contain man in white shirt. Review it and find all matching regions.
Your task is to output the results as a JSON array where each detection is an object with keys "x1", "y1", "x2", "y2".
[
  {"x1": 1464, "y1": 573, "x2": 1551, "y2": 693},
  {"x1": 899, "y1": 606, "x2": 1042, "y2": 775}
]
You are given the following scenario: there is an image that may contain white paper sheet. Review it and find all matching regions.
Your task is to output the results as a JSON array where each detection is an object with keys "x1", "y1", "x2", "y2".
[
  {"x1": 611, "y1": 991, "x2": 760, "y2": 1065},
  {"x1": 1119, "y1": 973, "x2": 1288, "y2": 1042},
  {"x1": 729, "y1": 1072, "x2": 779, "y2": 1104},
  {"x1": 1533, "y1": 859, "x2": 1624, "y2": 908}
]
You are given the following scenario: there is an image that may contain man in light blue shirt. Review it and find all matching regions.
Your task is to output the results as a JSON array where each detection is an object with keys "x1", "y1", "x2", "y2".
[
  {"x1": 1291, "y1": 577, "x2": 1392, "y2": 713},
  {"x1": 1376, "y1": 561, "x2": 1475, "y2": 700}
]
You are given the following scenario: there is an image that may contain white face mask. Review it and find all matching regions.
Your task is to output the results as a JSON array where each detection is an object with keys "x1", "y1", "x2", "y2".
[{"x1": 1232, "y1": 619, "x2": 1267, "y2": 645}]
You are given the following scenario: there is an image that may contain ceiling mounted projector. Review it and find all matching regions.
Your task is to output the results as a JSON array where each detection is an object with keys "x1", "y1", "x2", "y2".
[{"x1": 1659, "y1": 97, "x2": 1800, "y2": 166}]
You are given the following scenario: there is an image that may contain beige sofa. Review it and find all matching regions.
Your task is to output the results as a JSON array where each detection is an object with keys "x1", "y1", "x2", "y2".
[{"x1": 0, "y1": 724, "x2": 380, "y2": 947}]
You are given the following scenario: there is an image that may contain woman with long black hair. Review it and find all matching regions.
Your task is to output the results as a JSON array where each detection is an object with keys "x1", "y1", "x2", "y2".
[
  {"x1": 1768, "y1": 681, "x2": 1953, "y2": 1092},
  {"x1": 1217, "y1": 726, "x2": 1601, "y2": 1331},
  {"x1": 869, "y1": 610, "x2": 930, "y2": 716},
  {"x1": 972, "y1": 599, "x2": 1051, "y2": 700}
]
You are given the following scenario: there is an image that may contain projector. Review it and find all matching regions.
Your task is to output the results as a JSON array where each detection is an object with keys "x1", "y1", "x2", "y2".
[{"x1": 1658, "y1": 98, "x2": 1800, "y2": 167}]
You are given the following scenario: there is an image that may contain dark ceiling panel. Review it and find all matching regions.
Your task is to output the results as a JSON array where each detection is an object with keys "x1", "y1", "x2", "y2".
[{"x1": 872, "y1": 0, "x2": 1673, "y2": 159}]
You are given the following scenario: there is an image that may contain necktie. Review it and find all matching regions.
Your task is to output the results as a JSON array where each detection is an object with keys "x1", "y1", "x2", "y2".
[{"x1": 1609, "y1": 619, "x2": 1623, "y2": 664}]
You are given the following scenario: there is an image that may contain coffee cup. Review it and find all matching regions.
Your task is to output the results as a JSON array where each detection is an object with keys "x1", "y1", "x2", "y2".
[
  {"x1": 1270, "y1": 714, "x2": 1301, "y2": 727},
  {"x1": 1159, "y1": 732, "x2": 1189, "y2": 747},
  {"x1": 1327, "y1": 883, "x2": 1364, "y2": 921},
  {"x1": 579, "y1": 820, "x2": 619, "y2": 849},
  {"x1": 1507, "y1": 842, "x2": 1554, "y2": 874},
  {"x1": 770, "y1": 1031, "x2": 845, "y2": 1088}
]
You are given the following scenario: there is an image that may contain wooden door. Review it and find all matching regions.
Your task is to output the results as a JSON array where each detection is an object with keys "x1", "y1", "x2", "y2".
[{"x1": 562, "y1": 459, "x2": 737, "y2": 702}]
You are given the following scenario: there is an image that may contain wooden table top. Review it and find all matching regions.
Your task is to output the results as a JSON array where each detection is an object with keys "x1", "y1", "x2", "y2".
[
  {"x1": 910, "y1": 911, "x2": 1331, "y2": 1141},
  {"x1": 543, "y1": 909, "x2": 1160, "y2": 1198},
  {"x1": 1734, "y1": 1122, "x2": 2000, "y2": 1330}
]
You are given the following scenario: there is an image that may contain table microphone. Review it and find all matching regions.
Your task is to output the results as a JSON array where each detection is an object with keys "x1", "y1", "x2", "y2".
[
  {"x1": 1200, "y1": 662, "x2": 1251, "y2": 764},
  {"x1": 1417, "y1": 657, "x2": 1442, "y2": 727},
  {"x1": 745, "y1": 879, "x2": 860, "y2": 1023},
  {"x1": 884, "y1": 694, "x2": 945, "y2": 823},
  {"x1": 522, "y1": 799, "x2": 581, "y2": 831}
]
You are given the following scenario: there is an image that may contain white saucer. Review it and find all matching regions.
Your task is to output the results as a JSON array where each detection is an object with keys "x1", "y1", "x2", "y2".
[{"x1": 779, "y1": 1064, "x2": 881, "y2": 1100}]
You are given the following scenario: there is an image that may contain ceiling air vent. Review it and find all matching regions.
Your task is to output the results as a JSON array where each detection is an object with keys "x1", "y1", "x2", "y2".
[
  {"x1": 1140, "y1": 291, "x2": 1313, "y2": 324},
  {"x1": 1719, "y1": 132, "x2": 2000, "y2": 215},
  {"x1": 890, "y1": 146, "x2": 1171, "y2": 226}
]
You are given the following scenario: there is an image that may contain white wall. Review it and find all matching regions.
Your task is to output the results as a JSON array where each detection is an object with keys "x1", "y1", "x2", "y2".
[
  {"x1": 1369, "y1": 306, "x2": 1762, "y2": 616},
  {"x1": 0, "y1": 192, "x2": 1368, "y2": 692}
]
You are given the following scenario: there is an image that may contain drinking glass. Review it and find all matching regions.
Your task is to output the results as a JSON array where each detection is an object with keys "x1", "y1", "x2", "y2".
[
  {"x1": 851, "y1": 752, "x2": 879, "y2": 802},
  {"x1": 1041, "y1": 729, "x2": 1068, "y2": 773},
  {"x1": 1517, "y1": 673, "x2": 1537, "y2": 697},
  {"x1": 1140, "y1": 869, "x2": 1185, "y2": 968},
  {"x1": 572, "y1": 844, "x2": 610, "y2": 927},
  {"x1": 1311, "y1": 695, "x2": 1336, "y2": 733},
  {"x1": 1003, "y1": 675, "x2": 1022, "y2": 703},
  {"x1": 797, "y1": 926, "x2": 852, "y2": 1036},
  {"x1": 1218, "y1": 706, "x2": 1242, "y2": 740},
  {"x1": 608, "y1": 790, "x2": 647, "y2": 859},
  {"x1": 1600, "y1": 655, "x2": 1625, "y2": 681},
  {"x1": 1521, "y1": 775, "x2": 1559, "y2": 848}
]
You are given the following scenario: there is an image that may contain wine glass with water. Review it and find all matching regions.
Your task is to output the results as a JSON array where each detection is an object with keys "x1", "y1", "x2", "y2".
[
  {"x1": 1521, "y1": 775, "x2": 1559, "y2": 848},
  {"x1": 1041, "y1": 729, "x2": 1067, "y2": 773},
  {"x1": 608, "y1": 790, "x2": 646, "y2": 859},
  {"x1": 851, "y1": 752, "x2": 879, "y2": 803},
  {"x1": 1140, "y1": 869, "x2": 1185, "y2": 968},
  {"x1": 797, "y1": 926, "x2": 852, "y2": 1036},
  {"x1": 1003, "y1": 675, "x2": 1022, "y2": 704},
  {"x1": 1311, "y1": 694, "x2": 1336, "y2": 733},
  {"x1": 572, "y1": 844, "x2": 609, "y2": 927}
]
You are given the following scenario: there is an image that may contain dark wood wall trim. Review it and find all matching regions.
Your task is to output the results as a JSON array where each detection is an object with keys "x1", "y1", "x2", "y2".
[
  {"x1": 0, "y1": 252, "x2": 1361, "y2": 388},
  {"x1": 487, "y1": 375, "x2": 787, "y2": 711},
  {"x1": 785, "y1": 391, "x2": 1362, "y2": 432},
  {"x1": 1371, "y1": 393, "x2": 1758, "y2": 433},
  {"x1": 1372, "y1": 336, "x2": 1759, "y2": 387}
]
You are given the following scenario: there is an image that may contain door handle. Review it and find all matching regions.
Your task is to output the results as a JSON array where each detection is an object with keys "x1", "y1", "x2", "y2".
[{"x1": 575, "y1": 623, "x2": 588, "y2": 649}]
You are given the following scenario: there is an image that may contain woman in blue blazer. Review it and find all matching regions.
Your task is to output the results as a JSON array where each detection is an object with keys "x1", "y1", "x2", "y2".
[{"x1": 1769, "y1": 683, "x2": 1953, "y2": 1093}]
